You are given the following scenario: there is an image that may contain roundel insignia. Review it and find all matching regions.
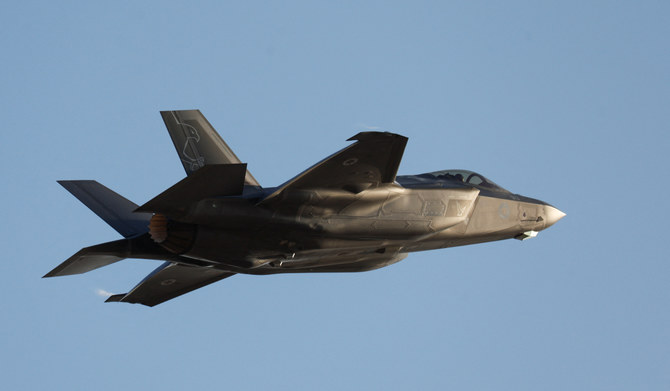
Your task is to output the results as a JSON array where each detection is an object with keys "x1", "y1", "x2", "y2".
[
  {"x1": 342, "y1": 158, "x2": 358, "y2": 166},
  {"x1": 161, "y1": 279, "x2": 177, "y2": 286},
  {"x1": 498, "y1": 202, "x2": 511, "y2": 219}
]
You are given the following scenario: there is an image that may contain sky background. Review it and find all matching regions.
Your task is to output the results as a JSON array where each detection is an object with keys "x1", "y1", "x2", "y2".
[{"x1": 1, "y1": 1, "x2": 668, "y2": 390}]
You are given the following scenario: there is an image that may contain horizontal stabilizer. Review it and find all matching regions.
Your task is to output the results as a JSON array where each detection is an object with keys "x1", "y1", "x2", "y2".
[
  {"x1": 58, "y1": 180, "x2": 151, "y2": 238},
  {"x1": 161, "y1": 110, "x2": 260, "y2": 187},
  {"x1": 44, "y1": 234, "x2": 182, "y2": 278},
  {"x1": 44, "y1": 239, "x2": 129, "y2": 277},
  {"x1": 105, "y1": 262, "x2": 235, "y2": 306},
  {"x1": 136, "y1": 164, "x2": 247, "y2": 213}
]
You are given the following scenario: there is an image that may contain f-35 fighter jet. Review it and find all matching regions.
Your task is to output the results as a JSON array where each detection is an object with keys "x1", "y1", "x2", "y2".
[{"x1": 45, "y1": 110, "x2": 565, "y2": 306}]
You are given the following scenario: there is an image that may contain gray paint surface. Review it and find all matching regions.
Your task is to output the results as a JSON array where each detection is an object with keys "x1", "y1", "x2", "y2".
[{"x1": 46, "y1": 110, "x2": 564, "y2": 306}]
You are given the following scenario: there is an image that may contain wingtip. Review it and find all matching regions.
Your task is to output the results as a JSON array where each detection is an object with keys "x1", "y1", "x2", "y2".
[
  {"x1": 43, "y1": 263, "x2": 68, "y2": 278},
  {"x1": 105, "y1": 293, "x2": 126, "y2": 303},
  {"x1": 43, "y1": 267, "x2": 62, "y2": 278},
  {"x1": 347, "y1": 131, "x2": 408, "y2": 142},
  {"x1": 105, "y1": 294, "x2": 156, "y2": 306}
]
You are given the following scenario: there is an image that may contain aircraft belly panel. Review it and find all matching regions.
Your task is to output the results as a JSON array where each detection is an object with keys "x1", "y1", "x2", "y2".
[{"x1": 256, "y1": 248, "x2": 407, "y2": 272}]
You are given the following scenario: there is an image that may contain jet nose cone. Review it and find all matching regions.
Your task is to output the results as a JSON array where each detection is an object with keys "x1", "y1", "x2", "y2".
[{"x1": 543, "y1": 205, "x2": 566, "y2": 228}]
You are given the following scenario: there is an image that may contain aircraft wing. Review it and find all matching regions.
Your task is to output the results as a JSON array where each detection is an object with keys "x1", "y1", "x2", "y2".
[
  {"x1": 105, "y1": 262, "x2": 235, "y2": 307},
  {"x1": 261, "y1": 131, "x2": 408, "y2": 202},
  {"x1": 161, "y1": 110, "x2": 261, "y2": 187}
]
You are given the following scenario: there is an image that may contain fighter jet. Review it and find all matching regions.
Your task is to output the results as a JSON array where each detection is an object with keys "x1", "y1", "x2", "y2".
[{"x1": 45, "y1": 110, "x2": 565, "y2": 306}]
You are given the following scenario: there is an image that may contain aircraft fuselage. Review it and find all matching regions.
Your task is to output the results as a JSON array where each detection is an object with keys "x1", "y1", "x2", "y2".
[{"x1": 156, "y1": 182, "x2": 563, "y2": 274}]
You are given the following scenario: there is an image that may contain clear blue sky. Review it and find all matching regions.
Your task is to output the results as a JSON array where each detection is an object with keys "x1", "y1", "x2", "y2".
[{"x1": 1, "y1": 1, "x2": 668, "y2": 390}]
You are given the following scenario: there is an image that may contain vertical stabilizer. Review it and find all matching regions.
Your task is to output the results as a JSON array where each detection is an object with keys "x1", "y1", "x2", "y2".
[{"x1": 160, "y1": 110, "x2": 261, "y2": 187}]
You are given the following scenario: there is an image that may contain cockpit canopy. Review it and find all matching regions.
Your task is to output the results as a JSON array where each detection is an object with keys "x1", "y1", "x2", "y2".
[{"x1": 396, "y1": 169, "x2": 509, "y2": 193}]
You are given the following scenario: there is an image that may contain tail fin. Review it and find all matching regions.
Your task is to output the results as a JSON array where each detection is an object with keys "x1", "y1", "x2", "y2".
[
  {"x1": 44, "y1": 238, "x2": 128, "y2": 277},
  {"x1": 160, "y1": 110, "x2": 261, "y2": 187},
  {"x1": 58, "y1": 180, "x2": 151, "y2": 238},
  {"x1": 43, "y1": 233, "x2": 176, "y2": 278},
  {"x1": 45, "y1": 181, "x2": 154, "y2": 278},
  {"x1": 48, "y1": 126, "x2": 246, "y2": 304}
]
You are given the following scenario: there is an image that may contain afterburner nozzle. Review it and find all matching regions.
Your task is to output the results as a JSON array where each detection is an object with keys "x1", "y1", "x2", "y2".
[
  {"x1": 149, "y1": 214, "x2": 169, "y2": 243},
  {"x1": 148, "y1": 214, "x2": 196, "y2": 254}
]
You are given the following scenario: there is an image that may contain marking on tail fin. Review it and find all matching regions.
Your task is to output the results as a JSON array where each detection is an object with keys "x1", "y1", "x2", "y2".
[
  {"x1": 175, "y1": 116, "x2": 205, "y2": 171},
  {"x1": 161, "y1": 110, "x2": 262, "y2": 187}
]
